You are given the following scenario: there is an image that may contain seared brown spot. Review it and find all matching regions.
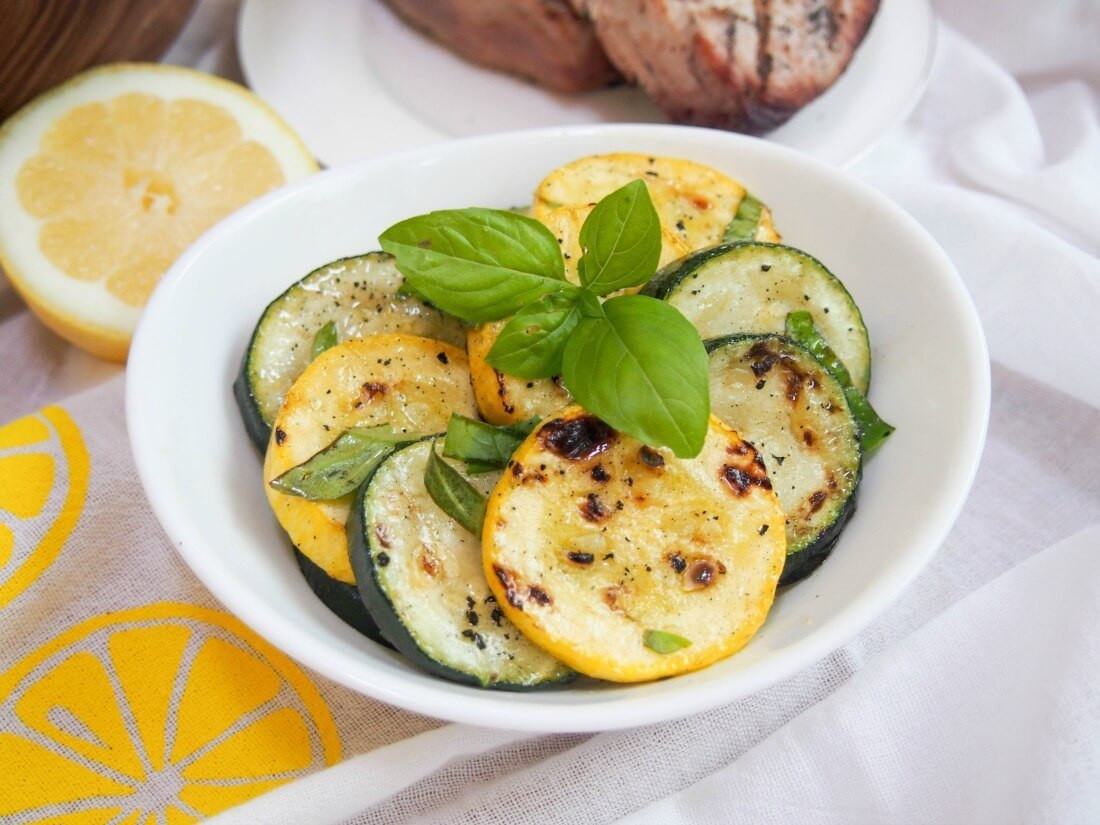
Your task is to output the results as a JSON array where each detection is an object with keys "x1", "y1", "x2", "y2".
[
  {"x1": 539, "y1": 415, "x2": 615, "y2": 460},
  {"x1": 361, "y1": 381, "x2": 387, "y2": 400},
  {"x1": 691, "y1": 196, "x2": 711, "y2": 210},
  {"x1": 668, "y1": 553, "x2": 687, "y2": 573},
  {"x1": 786, "y1": 372, "x2": 803, "y2": 404},
  {"x1": 685, "y1": 559, "x2": 720, "y2": 590},
  {"x1": 809, "y1": 490, "x2": 827, "y2": 513},
  {"x1": 374, "y1": 523, "x2": 392, "y2": 549},
  {"x1": 803, "y1": 429, "x2": 816, "y2": 447},
  {"x1": 494, "y1": 370, "x2": 516, "y2": 415},
  {"x1": 511, "y1": 461, "x2": 524, "y2": 477},
  {"x1": 493, "y1": 565, "x2": 523, "y2": 610},
  {"x1": 591, "y1": 464, "x2": 610, "y2": 483},
  {"x1": 568, "y1": 551, "x2": 595, "y2": 565},
  {"x1": 580, "y1": 492, "x2": 610, "y2": 522},
  {"x1": 722, "y1": 464, "x2": 772, "y2": 495},
  {"x1": 274, "y1": 427, "x2": 286, "y2": 445},
  {"x1": 419, "y1": 552, "x2": 439, "y2": 577},
  {"x1": 727, "y1": 442, "x2": 751, "y2": 457},
  {"x1": 436, "y1": 351, "x2": 449, "y2": 364},
  {"x1": 528, "y1": 585, "x2": 552, "y2": 606},
  {"x1": 639, "y1": 446, "x2": 665, "y2": 468},
  {"x1": 748, "y1": 341, "x2": 778, "y2": 376},
  {"x1": 603, "y1": 585, "x2": 624, "y2": 611}
]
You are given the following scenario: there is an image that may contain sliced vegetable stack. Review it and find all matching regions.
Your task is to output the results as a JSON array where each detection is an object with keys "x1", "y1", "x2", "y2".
[{"x1": 236, "y1": 151, "x2": 893, "y2": 690}]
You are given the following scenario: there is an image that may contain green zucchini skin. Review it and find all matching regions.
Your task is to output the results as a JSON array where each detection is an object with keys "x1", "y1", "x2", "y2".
[
  {"x1": 293, "y1": 547, "x2": 392, "y2": 648},
  {"x1": 235, "y1": 252, "x2": 467, "y2": 451},
  {"x1": 705, "y1": 334, "x2": 862, "y2": 586},
  {"x1": 348, "y1": 438, "x2": 574, "y2": 691},
  {"x1": 644, "y1": 242, "x2": 872, "y2": 394}
]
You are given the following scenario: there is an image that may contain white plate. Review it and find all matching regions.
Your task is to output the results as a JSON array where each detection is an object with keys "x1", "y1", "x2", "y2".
[
  {"x1": 237, "y1": 0, "x2": 936, "y2": 168},
  {"x1": 127, "y1": 125, "x2": 988, "y2": 732}
]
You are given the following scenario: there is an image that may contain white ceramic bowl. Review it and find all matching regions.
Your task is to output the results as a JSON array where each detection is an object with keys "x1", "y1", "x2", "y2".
[{"x1": 128, "y1": 125, "x2": 989, "y2": 732}]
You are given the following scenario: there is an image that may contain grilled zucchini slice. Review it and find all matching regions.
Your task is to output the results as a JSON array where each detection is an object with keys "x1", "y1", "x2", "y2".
[
  {"x1": 645, "y1": 242, "x2": 872, "y2": 393},
  {"x1": 348, "y1": 438, "x2": 574, "y2": 689},
  {"x1": 293, "y1": 547, "x2": 389, "y2": 646},
  {"x1": 482, "y1": 406, "x2": 786, "y2": 682},
  {"x1": 707, "y1": 335, "x2": 861, "y2": 585},
  {"x1": 533, "y1": 153, "x2": 780, "y2": 251},
  {"x1": 235, "y1": 252, "x2": 466, "y2": 450},
  {"x1": 467, "y1": 203, "x2": 692, "y2": 425},
  {"x1": 264, "y1": 335, "x2": 478, "y2": 584}
]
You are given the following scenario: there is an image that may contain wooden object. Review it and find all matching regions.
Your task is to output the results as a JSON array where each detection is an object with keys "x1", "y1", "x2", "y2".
[{"x1": 0, "y1": 0, "x2": 197, "y2": 122}]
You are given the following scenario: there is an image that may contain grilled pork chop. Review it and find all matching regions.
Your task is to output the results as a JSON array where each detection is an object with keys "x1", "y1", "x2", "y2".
[
  {"x1": 381, "y1": 0, "x2": 620, "y2": 94},
  {"x1": 573, "y1": 0, "x2": 879, "y2": 133}
]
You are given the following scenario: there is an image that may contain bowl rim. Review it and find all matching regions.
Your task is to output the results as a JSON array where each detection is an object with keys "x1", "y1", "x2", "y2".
[{"x1": 127, "y1": 123, "x2": 990, "y2": 732}]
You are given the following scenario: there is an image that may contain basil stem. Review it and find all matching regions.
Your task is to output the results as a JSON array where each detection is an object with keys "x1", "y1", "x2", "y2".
[
  {"x1": 269, "y1": 427, "x2": 403, "y2": 500},
  {"x1": 424, "y1": 445, "x2": 487, "y2": 537},
  {"x1": 785, "y1": 311, "x2": 895, "y2": 453},
  {"x1": 443, "y1": 414, "x2": 538, "y2": 470},
  {"x1": 643, "y1": 629, "x2": 692, "y2": 654},
  {"x1": 310, "y1": 321, "x2": 338, "y2": 360},
  {"x1": 722, "y1": 193, "x2": 764, "y2": 242}
]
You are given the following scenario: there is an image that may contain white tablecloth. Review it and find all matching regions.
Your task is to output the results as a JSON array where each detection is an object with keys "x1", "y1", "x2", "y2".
[{"x1": 2, "y1": 1, "x2": 1097, "y2": 822}]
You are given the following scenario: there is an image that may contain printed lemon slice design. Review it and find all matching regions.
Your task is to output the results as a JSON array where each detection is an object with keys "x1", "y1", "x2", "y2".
[
  {"x1": 0, "y1": 63, "x2": 317, "y2": 361},
  {"x1": 0, "y1": 406, "x2": 89, "y2": 609},
  {"x1": 0, "y1": 603, "x2": 340, "y2": 823}
]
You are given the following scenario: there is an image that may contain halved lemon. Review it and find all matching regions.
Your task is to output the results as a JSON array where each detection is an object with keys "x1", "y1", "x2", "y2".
[{"x1": 0, "y1": 63, "x2": 317, "y2": 361}]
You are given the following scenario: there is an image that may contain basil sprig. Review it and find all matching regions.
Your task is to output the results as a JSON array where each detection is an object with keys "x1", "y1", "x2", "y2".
[
  {"x1": 424, "y1": 445, "x2": 487, "y2": 537},
  {"x1": 443, "y1": 414, "x2": 538, "y2": 471},
  {"x1": 785, "y1": 311, "x2": 894, "y2": 453},
  {"x1": 380, "y1": 181, "x2": 710, "y2": 458},
  {"x1": 310, "y1": 321, "x2": 338, "y2": 360},
  {"x1": 269, "y1": 426, "x2": 410, "y2": 500}
]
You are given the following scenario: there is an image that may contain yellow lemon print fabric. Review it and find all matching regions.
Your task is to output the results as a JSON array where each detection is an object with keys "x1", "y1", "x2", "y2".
[
  {"x1": 0, "y1": 602, "x2": 342, "y2": 822},
  {"x1": 0, "y1": 406, "x2": 89, "y2": 608}
]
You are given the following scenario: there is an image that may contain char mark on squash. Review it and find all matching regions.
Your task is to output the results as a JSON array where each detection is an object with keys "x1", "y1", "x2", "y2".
[
  {"x1": 361, "y1": 381, "x2": 387, "y2": 401},
  {"x1": 721, "y1": 463, "x2": 772, "y2": 495},
  {"x1": 528, "y1": 585, "x2": 552, "y2": 606},
  {"x1": 539, "y1": 414, "x2": 615, "y2": 460},
  {"x1": 493, "y1": 565, "x2": 524, "y2": 610},
  {"x1": 580, "y1": 492, "x2": 611, "y2": 522},
  {"x1": 494, "y1": 370, "x2": 516, "y2": 415}
]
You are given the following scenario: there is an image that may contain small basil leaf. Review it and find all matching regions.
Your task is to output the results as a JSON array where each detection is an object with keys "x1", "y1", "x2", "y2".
[
  {"x1": 644, "y1": 629, "x2": 692, "y2": 654},
  {"x1": 464, "y1": 460, "x2": 499, "y2": 475},
  {"x1": 379, "y1": 208, "x2": 568, "y2": 322},
  {"x1": 443, "y1": 414, "x2": 527, "y2": 469},
  {"x1": 486, "y1": 292, "x2": 583, "y2": 379},
  {"x1": 424, "y1": 444, "x2": 487, "y2": 537},
  {"x1": 785, "y1": 311, "x2": 895, "y2": 453},
  {"x1": 722, "y1": 193, "x2": 764, "y2": 242},
  {"x1": 501, "y1": 417, "x2": 541, "y2": 438},
  {"x1": 578, "y1": 180, "x2": 662, "y2": 296},
  {"x1": 310, "y1": 321, "x2": 339, "y2": 361},
  {"x1": 562, "y1": 295, "x2": 710, "y2": 458},
  {"x1": 269, "y1": 428, "x2": 399, "y2": 500}
]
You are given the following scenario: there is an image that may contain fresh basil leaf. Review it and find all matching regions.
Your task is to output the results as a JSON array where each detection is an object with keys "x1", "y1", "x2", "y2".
[
  {"x1": 562, "y1": 295, "x2": 709, "y2": 458},
  {"x1": 443, "y1": 414, "x2": 527, "y2": 469},
  {"x1": 486, "y1": 292, "x2": 583, "y2": 379},
  {"x1": 785, "y1": 311, "x2": 895, "y2": 453},
  {"x1": 464, "y1": 460, "x2": 499, "y2": 475},
  {"x1": 379, "y1": 208, "x2": 569, "y2": 322},
  {"x1": 424, "y1": 444, "x2": 487, "y2": 537},
  {"x1": 643, "y1": 629, "x2": 692, "y2": 654},
  {"x1": 310, "y1": 321, "x2": 338, "y2": 361},
  {"x1": 578, "y1": 180, "x2": 662, "y2": 296},
  {"x1": 722, "y1": 193, "x2": 764, "y2": 242},
  {"x1": 269, "y1": 428, "x2": 400, "y2": 500}
]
